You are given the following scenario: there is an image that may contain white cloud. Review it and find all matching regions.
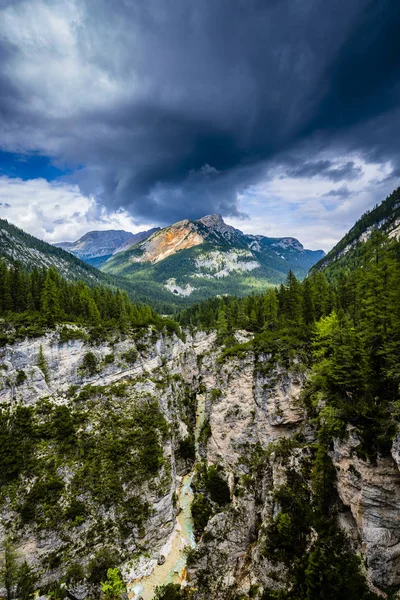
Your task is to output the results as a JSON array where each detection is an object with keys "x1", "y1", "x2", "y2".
[
  {"x1": 0, "y1": 156, "x2": 397, "y2": 254},
  {"x1": 226, "y1": 155, "x2": 397, "y2": 251},
  {"x1": 0, "y1": 176, "x2": 157, "y2": 242}
]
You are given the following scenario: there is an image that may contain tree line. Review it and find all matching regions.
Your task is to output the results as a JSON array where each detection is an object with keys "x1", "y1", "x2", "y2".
[{"x1": 0, "y1": 261, "x2": 179, "y2": 335}]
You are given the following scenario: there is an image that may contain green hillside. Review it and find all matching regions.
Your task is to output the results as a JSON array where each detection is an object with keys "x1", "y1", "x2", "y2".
[
  {"x1": 311, "y1": 186, "x2": 400, "y2": 279},
  {"x1": 101, "y1": 216, "x2": 325, "y2": 308}
]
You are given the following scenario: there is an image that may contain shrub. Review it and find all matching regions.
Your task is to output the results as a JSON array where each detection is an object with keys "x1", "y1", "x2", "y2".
[
  {"x1": 16, "y1": 561, "x2": 36, "y2": 600},
  {"x1": 154, "y1": 583, "x2": 182, "y2": 600},
  {"x1": 178, "y1": 436, "x2": 195, "y2": 462},
  {"x1": 66, "y1": 562, "x2": 85, "y2": 584},
  {"x1": 15, "y1": 369, "x2": 27, "y2": 386},
  {"x1": 192, "y1": 493, "x2": 213, "y2": 534},
  {"x1": 37, "y1": 345, "x2": 49, "y2": 383},
  {"x1": 101, "y1": 568, "x2": 126, "y2": 600},
  {"x1": 20, "y1": 476, "x2": 64, "y2": 523},
  {"x1": 88, "y1": 549, "x2": 119, "y2": 585},
  {"x1": 80, "y1": 351, "x2": 98, "y2": 376},
  {"x1": 64, "y1": 499, "x2": 86, "y2": 522},
  {"x1": 210, "y1": 388, "x2": 222, "y2": 401},
  {"x1": 58, "y1": 326, "x2": 87, "y2": 344},
  {"x1": 121, "y1": 348, "x2": 138, "y2": 364},
  {"x1": 198, "y1": 420, "x2": 211, "y2": 446},
  {"x1": 205, "y1": 466, "x2": 230, "y2": 505}
]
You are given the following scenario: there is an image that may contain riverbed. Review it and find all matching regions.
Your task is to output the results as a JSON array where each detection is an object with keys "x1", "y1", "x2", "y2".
[{"x1": 128, "y1": 394, "x2": 206, "y2": 599}]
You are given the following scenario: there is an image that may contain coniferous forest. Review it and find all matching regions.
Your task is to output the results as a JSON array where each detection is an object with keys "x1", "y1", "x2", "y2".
[{"x1": 0, "y1": 261, "x2": 180, "y2": 344}]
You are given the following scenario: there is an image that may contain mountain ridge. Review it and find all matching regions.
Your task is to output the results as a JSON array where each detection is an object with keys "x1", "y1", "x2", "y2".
[
  {"x1": 100, "y1": 213, "x2": 325, "y2": 303},
  {"x1": 54, "y1": 227, "x2": 160, "y2": 267},
  {"x1": 312, "y1": 186, "x2": 400, "y2": 277}
]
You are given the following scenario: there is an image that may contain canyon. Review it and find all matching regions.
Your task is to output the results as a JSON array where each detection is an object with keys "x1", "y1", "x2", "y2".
[{"x1": 1, "y1": 325, "x2": 399, "y2": 598}]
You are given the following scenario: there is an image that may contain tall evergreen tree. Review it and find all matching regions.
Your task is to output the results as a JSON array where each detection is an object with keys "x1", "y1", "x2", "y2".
[{"x1": 41, "y1": 268, "x2": 61, "y2": 324}]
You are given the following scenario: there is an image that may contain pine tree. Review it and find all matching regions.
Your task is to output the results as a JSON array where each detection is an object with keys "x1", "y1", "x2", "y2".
[
  {"x1": 37, "y1": 345, "x2": 49, "y2": 384},
  {"x1": 237, "y1": 302, "x2": 249, "y2": 330},
  {"x1": 263, "y1": 289, "x2": 278, "y2": 329},
  {"x1": 0, "y1": 260, "x2": 7, "y2": 312},
  {"x1": 0, "y1": 540, "x2": 18, "y2": 600},
  {"x1": 41, "y1": 268, "x2": 61, "y2": 324},
  {"x1": 16, "y1": 561, "x2": 36, "y2": 600},
  {"x1": 285, "y1": 270, "x2": 302, "y2": 325},
  {"x1": 3, "y1": 269, "x2": 14, "y2": 312},
  {"x1": 101, "y1": 568, "x2": 126, "y2": 600},
  {"x1": 216, "y1": 309, "x2": 228, "y2": 336},
  {"x1": 302, "y1": 278, "x2": 315, "y2": 326}
]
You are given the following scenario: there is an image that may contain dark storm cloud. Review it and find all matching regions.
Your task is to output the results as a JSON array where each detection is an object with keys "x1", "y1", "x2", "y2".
[
  {"x1": 323, "y1": 186, "x2": 353, "y2": 198},
  {"x1": 287, "y1": 160, "x2": 363, "y2": 182},
  {"x1": 0, "y1": 0, "x2": 400, "y2": 224}
]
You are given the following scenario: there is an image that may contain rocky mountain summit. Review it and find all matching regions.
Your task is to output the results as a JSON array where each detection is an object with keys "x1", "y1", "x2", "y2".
[{"x1": 101, "y1": 214, "x2": 324, "y2": 305}]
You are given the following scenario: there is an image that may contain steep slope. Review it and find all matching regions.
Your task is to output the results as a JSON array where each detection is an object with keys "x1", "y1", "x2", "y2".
[
  {"x1": 0, "y1": 219, "x2": 166, "y2": 308},
  {"x1": 312, "y1": 185, "x2": 400, "y2": 277},
  {"x1": 1, "y1": 206, "x2": 400, "y2": 599},
  {"x1": 1, "y1": 228, "x2": 400, "y2": 598},
  {"x1": 54, "y1": 228, "x2": 159, "y2": 268},
  {"x1": 0, "y1": 218, "x2": 108, "y2": 285},
  {"x1": 101, "y1": 214, "x2": 324, "y2": 304}
]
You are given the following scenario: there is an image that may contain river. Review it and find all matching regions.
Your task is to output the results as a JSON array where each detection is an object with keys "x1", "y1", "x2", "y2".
[{"x1": 128, "y1": 394, "x2": 206, "y2": 599}]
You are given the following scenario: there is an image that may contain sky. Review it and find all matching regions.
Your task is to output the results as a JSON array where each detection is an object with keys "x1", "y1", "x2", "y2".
[{"x1": 0, "y1": 0, "x2": 400, "y2": 251}]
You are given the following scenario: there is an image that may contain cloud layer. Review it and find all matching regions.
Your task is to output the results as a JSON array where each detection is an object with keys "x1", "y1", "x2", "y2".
[
  {"x1": 0, "y1": 176, "x2": 156, "y2": 243},
  {"x1": 0, "y1": 0, "x2": 400, "y2": 245}
]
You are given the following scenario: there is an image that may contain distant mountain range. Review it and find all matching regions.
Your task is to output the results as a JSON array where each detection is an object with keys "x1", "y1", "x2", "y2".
[
  {"x1": 54, "y1": 228, "x2": 159, "y2": 268},
  {"x1": 100, "y1": 214, "x2": 325, "y2": 304},
  {"x1": 3, "y1": 185, "x2": 400, "y2": 311},
  {"x1": 2, "y1": 215, "x2": 323, "y2": 310}
]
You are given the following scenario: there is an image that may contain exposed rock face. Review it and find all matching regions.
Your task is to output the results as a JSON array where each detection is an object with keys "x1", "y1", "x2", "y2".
[
  {"x1": 131, "y1": 220, "x2": 204, "y2": 264},
  {"x1": 1, "y1": 329, "x2": 400, "y2": 598},
  {"x1": 186, "y1": 353, "x2": 307, "y2": 598},
  {"x1": 187, "y1": 350, "x2": 400, "y2": 598},
  {"x1": 332, "y1": 428, "x2": 400, "y2": 588},
  {"x1": 201, "y1": 353, "x2": 304, "y2": 468},
  {"x1": 198, "y1": 214, "x2": 243, "y2": 244},
  {"x1": 0, "y1": 328, "x2": 214, "y2": 595}
]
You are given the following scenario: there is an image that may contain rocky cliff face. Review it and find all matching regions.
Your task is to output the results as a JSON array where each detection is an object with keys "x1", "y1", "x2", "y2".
[
  {"x1": 1, "y1": 329, "x2": 399, "y2": 598},
  {"x1": 0, "y1": 327, "x2": 211, "y2": 596},
  {"x1": 185, "y1": 349, "x2": 400, "y2": 599}
]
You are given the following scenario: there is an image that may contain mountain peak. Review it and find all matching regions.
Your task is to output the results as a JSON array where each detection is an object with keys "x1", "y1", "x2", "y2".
[
  {"x1": 198, "y1": 213, "x2": 225, "y2": 227},
  {"x1": 197, "y1": 214, "x2": 244, "y2": 243}
]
